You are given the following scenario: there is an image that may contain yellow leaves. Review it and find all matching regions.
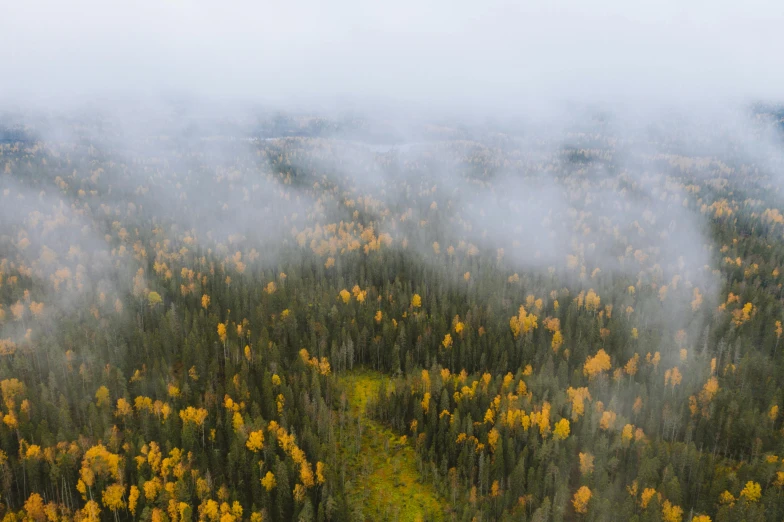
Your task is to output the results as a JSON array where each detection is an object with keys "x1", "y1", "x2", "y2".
[
  {"x1": 0, "y1": 339, "x2": 16, "y2": 356},
  {"x1": 572, "y1": 485, "x2": 591, "y2": 514},
  {"x1": 719, "y1": 490, "x2": 735, "y2": 506},
  {"x1": 509, "y1": 305, "x2": 538, "y2": 338},
  {"x1": 272, "y1": 374, "x2": 281, "y2": 386},
  {"x1": 487, "y1": 428, "x2": 499, "y2": 452},
  {"x1": 115, "y1": 398, "x2": 133, "y2": 417},
  {"x1": 776, "y1": 321, "x2": 783, "y2": 339},
  {"x1": 631, "y1": 327, "x2": 639, "y2": 339},
  {"x1": 324, "y1": 257, "x2": 335, "y2": 269},
  {"x1": 200, "y1": 499, "x2": 220, "y2": 521},
  {"x1": 442, "y1": 334, "x2": 453, "y2": 349},
  {"x1": 551, "y1": 331, "x2": 563, "y2": 352},
  {"x1": 585, "y1": 289, "x2": 600, "y2": 312},
  {"x1": 641, "y1": 488, "x2": 658, "y2": 508},
  {"x1": 553, "y1": 418, "x2": 570, "y2": 440},
  {"x1": 624, "y1": 354, "x2": 639, "y2": 376},
  {"x1": 411, "y1": 294, "x2": 422, "y2": 308},
  {"x1": 2, "y1": 411, "x2": 18, "y2": 429},
  {"x1": 179, "y1": 406, "x2": 208, "y2": 426},
  {"x1": 102, "y1": 483, "x2": 125, "y2": 511},
  {"x1": 567, "y1": 387, "x2": 591, "y2": 420},
  {"x1": 293, "y1": 483, "x2": 307, "y2": 502},
  {"x1": 731, "y1": 302, "x2": 754, "y2": 326},
  {"x1": 217, "y1": 323, "x2": 227, "y2": 342},
  {"x1": 432, "y1": 242, "x2": 440, "y2": 254},
  {"x1": 454, "y1": 320, "x2": 465, "y2": 336},
  {"x1": 316, "y1": 461, "x2": 325, "y2": 484},
  {"x1": 95, "y1": 386, "x2": 110, "y2": 407},
  {"x1": 463, "y1": 272, "x2": 471, "y2": 281},
  {"x1": 1, "y1": 378, "x2": 24, "y2": 413},
  {"x1": 483, "y1": 408, "x2": 494, "y2": 425},
  {"x1": 79, "y1": 500, "x2": 101, "y2": 522},
  {"x1": 201, "y1": 294, "x2": 211, "y2": 308},
  {"x1": 740, "y1": 481, "x2": 761, "y2": 503},
  {"x1": 276, "y1": 394, "x2": 285, "y2": 416},
  {"x1": 662, "y1": 500, "x2": 683, "y2": 522},
  {"x1": 259, "y1": 470, "x2": 277, "y2": 491},
  {"x1": 232, "y1": 411, "x2": 245, "y2": 432},
  {"x1": 536, "y1": 402, "x2": 551, "y2": 437},
  {"x1": 583, "y1": 349, "x2": 611, "y2": 378},
  {"x1": 692, "y1": 516, "x2": 712, "y2": 522},
  {"x1": 167, "y1": 384, "x2": 181, "y2": 398},
  {"x1": 421, "y1": 392, "x2": 431, "y2": 414},
  {"x1": 621, "y1": 424, "x2": 634, "y2": 445},
  {"x1": 80, "y1": 444, "x2": 121, "y2": 490},
  {"x1": 691, "y1": 287, "x2": 703, "y2": 311},
  {"x1": 579, "y1": 452, "x2": 594, "y2": 475},
  {"x1": 374, "y1": 310, "x2": 382, "y2": 323},
  {"x1": 147, "y1": 291, "x2": 163, "y2": 307},
  {"x1": 339, "y1": 289, "x2": 351, "y2": 304},
  {"x1": 770, "y1": 405, "x2": 779, "y2": 422},
  {"x1": 125, "y1": 485, "x2": 138, "y2": 516},
  {"x1": 491, "y1": 480, "x2": 501, "y2": 498}
]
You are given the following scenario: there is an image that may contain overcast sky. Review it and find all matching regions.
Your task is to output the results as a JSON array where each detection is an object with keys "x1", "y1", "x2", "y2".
[{"x1": 2, "y1": 0, "x2": 784, "y2": 112}]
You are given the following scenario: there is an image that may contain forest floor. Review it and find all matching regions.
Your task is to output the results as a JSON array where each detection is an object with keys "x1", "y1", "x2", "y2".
[{"x1": 339, "y1": 370, "x2": 448, "y2": 521}]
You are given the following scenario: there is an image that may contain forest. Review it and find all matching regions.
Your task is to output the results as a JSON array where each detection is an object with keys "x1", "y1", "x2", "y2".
[{"x1": 1, "y1": 107, "x2": 784, "y2": 522}]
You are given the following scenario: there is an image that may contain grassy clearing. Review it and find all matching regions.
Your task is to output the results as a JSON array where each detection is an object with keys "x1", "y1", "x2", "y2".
[{"x1": 339, "y1": 371, "x2": 448, "y2": 522}]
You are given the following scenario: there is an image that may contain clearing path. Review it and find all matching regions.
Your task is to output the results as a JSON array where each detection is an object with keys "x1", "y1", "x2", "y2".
[{"x1": 338, "y1": 371, "x2": 449, "y2": 522}]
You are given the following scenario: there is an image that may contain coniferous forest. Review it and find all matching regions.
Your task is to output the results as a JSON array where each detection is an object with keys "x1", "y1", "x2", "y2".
[{"x1": 1, "y1": 107, "x2": 784, "y2": 522}]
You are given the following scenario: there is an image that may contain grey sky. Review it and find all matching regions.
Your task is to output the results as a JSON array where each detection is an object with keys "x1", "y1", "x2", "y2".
[{"x1": 2, "y1": 0, "x2": 784, "y2": 110}]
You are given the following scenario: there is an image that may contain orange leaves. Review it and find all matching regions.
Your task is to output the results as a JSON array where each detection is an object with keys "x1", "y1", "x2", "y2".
[
  {"x1": 730, "y1": 301, "x2": 754, "y2": 326},
  {"x1": 664, "y1": 367, "x2": 682, "y2": 388},
  {"x1": 572, "y1": 486, "x2": 591, "y2": 514},
  {"x1": 599, "y1": 410, "x2": 616, "y2": 431},
  {"x1": 583, "y1": 349, "x2": 611, "y2": 379}
]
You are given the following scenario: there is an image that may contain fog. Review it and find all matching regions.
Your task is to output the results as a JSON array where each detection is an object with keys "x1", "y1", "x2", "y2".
[
  {"x1": 2, "y1": 0, "x2": 784, "y2": 355},
  {"x1": 3, "y1": 0, "x2": 784, "y2": 111}
]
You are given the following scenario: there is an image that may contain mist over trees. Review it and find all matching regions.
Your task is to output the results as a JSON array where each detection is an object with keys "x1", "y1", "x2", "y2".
[{"x1": 0, "y1": 104, "x2": 782, "y2": 522}]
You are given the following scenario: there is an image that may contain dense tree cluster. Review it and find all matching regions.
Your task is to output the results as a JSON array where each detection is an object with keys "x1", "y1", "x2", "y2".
[{"x1": 1, "y1": 111, "x2": 784, "y2": 521}]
